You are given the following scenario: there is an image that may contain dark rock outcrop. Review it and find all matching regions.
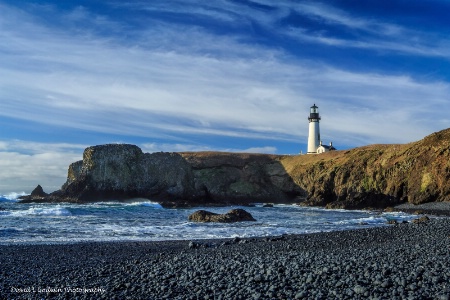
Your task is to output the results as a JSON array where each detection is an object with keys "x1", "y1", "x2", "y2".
[
  {"x1": 188, "y1": 209, "x2": 256, "y2": 222},
  {"x1": 38, "y1": 144, "x2": 196, "y2": 203},
  {"x1": 177, "y1": 151, "x2": 305, "y2": 206},
  {"x1": 21, "y1": 185, "x2": 48, "y2": 203},
  {"x1": 20, "y1": 144, "x2": 303, "y2": 205},
  {"x1": 412, "y1": 215, "x2": 430, "y2": 224},
  {"x1": 31, "y1": 185, "x2": 47, "y2": 197}
]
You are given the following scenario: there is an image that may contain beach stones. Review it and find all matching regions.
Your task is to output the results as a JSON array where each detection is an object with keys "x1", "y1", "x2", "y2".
[
  {"x1": 1, "y1": 218, "x2": 449, "y2": 299},
  {"x1": 188, "y1": 209, "x2": 256, "y2": 223}
]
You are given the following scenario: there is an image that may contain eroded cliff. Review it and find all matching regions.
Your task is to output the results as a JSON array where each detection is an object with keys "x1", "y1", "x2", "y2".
[
  {"x1": 53, "y1": 144, "x2": 196, "y2": 203},
  {"x1": 21, "y1": 144, "x2": 303, "y2": 206},
  {"x1": 20, "y1": 128, "x2": 450, "y2": 208},
  {"x1": 280, "y1": 128, "x2": 450, "y2": 208},
  {"x1": 179, "y1": 151, "x2": 305, "y2": 206}
]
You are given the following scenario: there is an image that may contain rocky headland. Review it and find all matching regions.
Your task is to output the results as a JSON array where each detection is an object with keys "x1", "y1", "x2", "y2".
[
  {"x1": 20, "y1": 128, "x2": 450, "y2": 210},
  {"x1": 20, "y1": 145, "x2": 302, "y2": 207}
]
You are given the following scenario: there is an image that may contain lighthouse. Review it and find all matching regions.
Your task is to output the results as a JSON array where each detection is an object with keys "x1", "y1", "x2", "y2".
[{"x1": 307, "y1": 104, "x2": 321, "y2": 154}]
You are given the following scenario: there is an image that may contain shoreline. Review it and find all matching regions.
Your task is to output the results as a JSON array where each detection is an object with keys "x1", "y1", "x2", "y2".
[
  {"x1": 1, "y1": 200, "x2": 450, "y2": 247},
  {"x1": 1, "y1": 218, "x2": 449, "y2": 299},
  {"x1": 392, "y1": 201, "x2": 450, "y2": 216}
]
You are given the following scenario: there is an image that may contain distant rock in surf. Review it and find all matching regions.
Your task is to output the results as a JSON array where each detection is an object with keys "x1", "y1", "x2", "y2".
[
  {"x1": 31, "y1": 185, "x2": 47, "y2": 197},
  {"x1": 20, "y1": 185, "x2": 48, "y2": 202},
  {"x1": 188, "y1": 209, "x2": 256, "y2": 223}
]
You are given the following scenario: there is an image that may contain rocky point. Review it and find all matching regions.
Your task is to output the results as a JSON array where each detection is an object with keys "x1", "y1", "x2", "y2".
[{"x1": 20, "y1": 128, "x2": 450, "y2": 210}]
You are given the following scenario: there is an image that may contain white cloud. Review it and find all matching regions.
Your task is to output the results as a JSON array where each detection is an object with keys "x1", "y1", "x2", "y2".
[
  {"x1": 286, "y1": 27, "x2": 450, "y2": 58},
  {"x1": 240, "y1": 146, "x2": 278, "y2": 154},
  {"x1": 290, "y1": 1, "x2": 398, "y2": 34},
  {"x1": 141, "y1": 143, "x2": 277, "y2": 154},
  {"x1": 303, "y1": 66, "x2": 450, "y2": 145},
  {"x1": 238, "y1": 1, "x2": 449, "y2": 59},
  {"x1": 118, "y1": 0, "x2": 288, "y2": 29},
  {"x1": 0, "y1": 3, "x2": 304, "y2": 142},
  {"x1": 0, "y1": 141, "x2": 84, "y2": 194}
]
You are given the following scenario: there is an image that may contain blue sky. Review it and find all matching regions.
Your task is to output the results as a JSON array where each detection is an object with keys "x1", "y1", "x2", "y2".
[{"x1": 1, "y1": 0, "x2": 450, "y2": 193}]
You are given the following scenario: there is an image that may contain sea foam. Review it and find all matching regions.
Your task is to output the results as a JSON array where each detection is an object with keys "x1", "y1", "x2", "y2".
[
  {"x1": 0, "y1": 202, "x2": 421, "y2": 245},
  {"x1": 7, "y1": 206, "x2": 72, "y2": 217},
  {"x1": 0, "y1": 192, "x2": 27, "y2": 202}
]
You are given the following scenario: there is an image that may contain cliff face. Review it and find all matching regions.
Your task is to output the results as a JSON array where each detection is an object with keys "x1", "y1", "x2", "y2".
[
  {"x1": 280, "y1": 128, "x2": 450, "y2": 208},
  {"x1": 28, "y1": 144, "x2": 303, "y2": 206},
  {"x1": 20, "y1": 128, "x2": 450, "y2": 208},
  {"x1": 179, "y1": 152, "x2": 305, "y2": 205},
  {"x1": 56, "y1": 144, "x2": 196, "y2": 203}
]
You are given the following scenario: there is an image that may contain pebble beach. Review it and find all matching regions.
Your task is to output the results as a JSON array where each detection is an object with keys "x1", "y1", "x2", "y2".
[{"x1": 1, "y1": 217, "x2": 449, "y2": 300}]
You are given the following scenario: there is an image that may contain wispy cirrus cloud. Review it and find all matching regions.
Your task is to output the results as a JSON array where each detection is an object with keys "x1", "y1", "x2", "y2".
[
  {"x1": 286, "y1": 27, "x2": 450, "y2": 58},
  {"x1": 243, "y1": 0, "x2": 450, "y2": 59},
  {"x1": 0, "y1": 3, "x2": 300, "y2": 141},
  {"x1": 1, "y1": 1, "x2": 449, "y2": 146},
  {"x1": 291, "y1": 1, "x2": 400, "y2": 34}
]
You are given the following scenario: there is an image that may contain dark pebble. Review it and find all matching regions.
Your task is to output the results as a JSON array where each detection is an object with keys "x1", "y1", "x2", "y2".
[{"x1": 0, "y1": 219, "x2": 449, "y2": 299}]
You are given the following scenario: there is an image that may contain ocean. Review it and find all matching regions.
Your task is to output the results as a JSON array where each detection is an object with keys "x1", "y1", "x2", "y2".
[{"x1": 0, "y1": 193, "x2": 417, "y2": 245}]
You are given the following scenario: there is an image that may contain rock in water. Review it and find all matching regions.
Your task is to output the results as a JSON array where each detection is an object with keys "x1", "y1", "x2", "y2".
[
  {"x1": 224, "y1": 209, "x2": 256, "y2": 222},
  {"x1": 19, "y1": 185, "x2": 48, "y2": 202},
  {"x1": 188, "y1": 209, "x2": 256, "y2": 223},
  {"x1": 30, "y1": 185, "x2": 47, "y2": 197},
  {"x1": 412, "y1": 215, "x2": 430, "y2": 224}
]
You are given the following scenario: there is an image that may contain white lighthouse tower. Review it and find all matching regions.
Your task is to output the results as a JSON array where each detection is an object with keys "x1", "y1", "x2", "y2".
[{"x1": 307, "y1": 104, "x2": 321, "y2": 154}]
